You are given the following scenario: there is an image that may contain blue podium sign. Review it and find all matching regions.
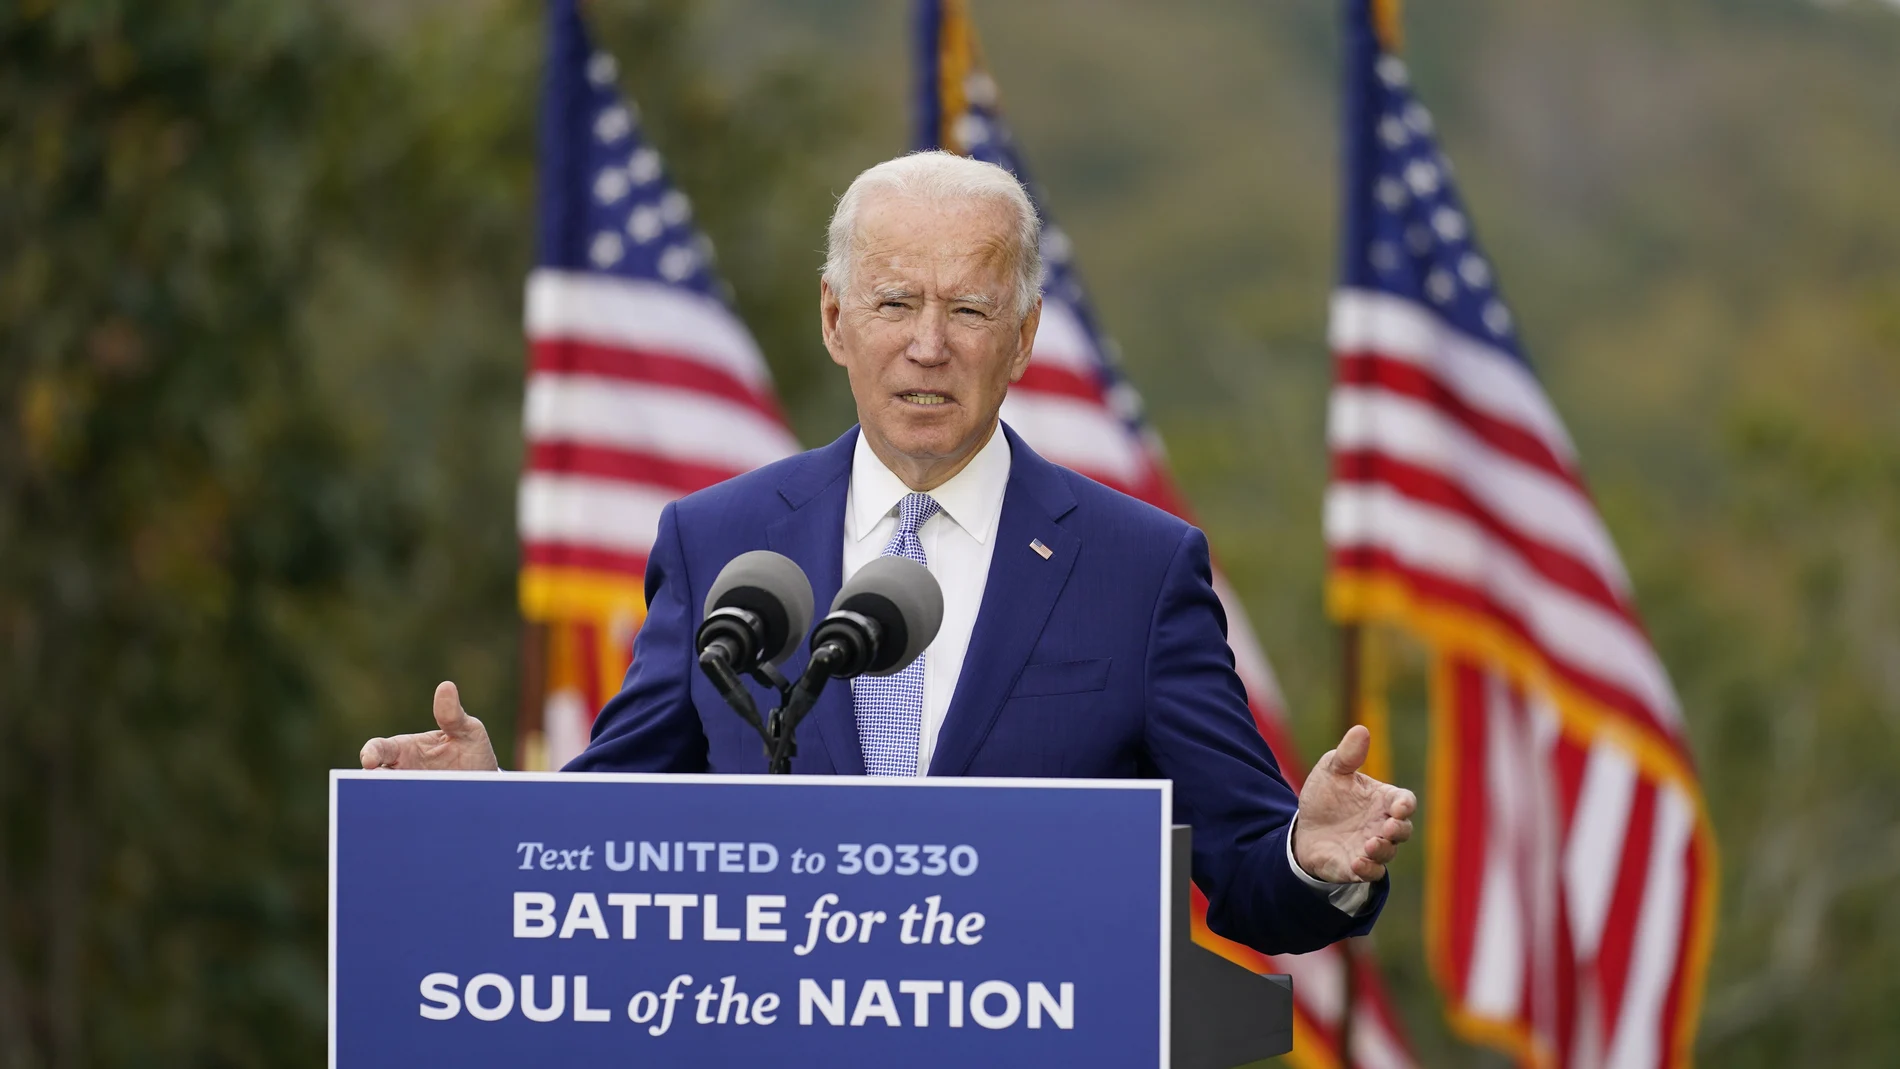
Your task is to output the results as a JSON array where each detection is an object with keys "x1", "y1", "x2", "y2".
[{"x1": 330, "y1": 771, "x2": 1172, "y2": 1067}]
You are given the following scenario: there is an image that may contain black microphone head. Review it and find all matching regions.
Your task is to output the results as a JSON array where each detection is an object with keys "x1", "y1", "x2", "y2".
[
  {"x1": 703, "y1": 551, "x2": 814, "y2": 666},
  {"x1": 830, "y1": 555, "x2": 945, "y2": 676}
]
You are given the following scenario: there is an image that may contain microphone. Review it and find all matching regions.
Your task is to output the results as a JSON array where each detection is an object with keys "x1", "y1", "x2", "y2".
[
  {"x1": 696, "y1": 551, "x2": 815, "y2": 671},
  {"x1": 697, "y1": 550, "x2": 942, "y2": 775},
  {"x1": 806, "y1": 555, "x2": 945, "y2": 679}
]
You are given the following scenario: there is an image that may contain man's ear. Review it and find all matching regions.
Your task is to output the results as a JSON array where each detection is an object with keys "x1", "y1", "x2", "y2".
[
  {"x1": 820, "y1": 278, "x2": 848, "y2": 368},
  {"x1": 1008, "y1": 296, "x2": 1043, "y2": 382}
]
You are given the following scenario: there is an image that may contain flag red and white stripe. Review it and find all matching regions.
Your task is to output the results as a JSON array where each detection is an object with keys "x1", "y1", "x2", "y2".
[
  {"x1": 1325, "y1": 287, "x2": 1717, "y2": 1069},
  {"x1": 522, "y1": 270, "x2": 796, "y2": 584},
  {"x1": 520, "y1": 271, "x2": 797, "y2": 769},
  {"x1": 523, "y1": 0, "x2": 798, "y2": 768},
  {"x1": 1420, "y1": 662, "x2": 1712, "y2": 1069},
  {"x1": 1327, "y1": 4, "x2": 1715, "y2": 1062}
]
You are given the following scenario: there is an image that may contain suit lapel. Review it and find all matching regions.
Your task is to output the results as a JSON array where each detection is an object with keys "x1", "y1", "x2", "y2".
[
  {"x1": 928, "y1": 426, "x2": 1080, "y2": 776},
  {"x1": 767, "y1": 429, "x2": 862, "y2": 775}
]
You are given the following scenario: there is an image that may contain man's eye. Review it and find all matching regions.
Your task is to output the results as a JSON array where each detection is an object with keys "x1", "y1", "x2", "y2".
[
  {"x1": 954, "y1": 306, "x2": 984, "y2": 317},
  {"x1": 880, "y1": 301, "x2": 908, "y2": 311}
]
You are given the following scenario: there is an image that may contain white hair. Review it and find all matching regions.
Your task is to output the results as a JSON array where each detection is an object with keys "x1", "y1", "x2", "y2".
[{"x1": 823, "y1": 150, "x2": 1043, "y2": 319}]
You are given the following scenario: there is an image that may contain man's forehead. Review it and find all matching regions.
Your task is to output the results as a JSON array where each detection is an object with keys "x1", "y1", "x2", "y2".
[{"x1": 851, "y1": 194, "x2": 1015, "y2": 286}]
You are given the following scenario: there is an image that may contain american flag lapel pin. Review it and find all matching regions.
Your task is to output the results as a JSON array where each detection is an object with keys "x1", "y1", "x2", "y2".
[{"x1": 1029, "y1": 538, "x2": 1052, "y2": 560}]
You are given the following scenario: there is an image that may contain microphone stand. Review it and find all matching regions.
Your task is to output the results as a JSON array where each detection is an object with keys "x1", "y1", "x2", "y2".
[{"x1": 698, "y1": 647, "x2": 847, "y2": 775}]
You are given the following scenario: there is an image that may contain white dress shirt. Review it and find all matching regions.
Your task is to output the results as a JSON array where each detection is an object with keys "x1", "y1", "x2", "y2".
[
  {"x1": 841, "y1": 426, "x2": 1369, "y2": 914},
  {"x1": 843, "y1": 426, "x2": 1010, "y2": 776}
]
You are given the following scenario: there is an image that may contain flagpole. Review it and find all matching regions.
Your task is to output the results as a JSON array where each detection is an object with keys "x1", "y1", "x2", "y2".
[
  {"x1": 1337, "y1": 621, "x2": 1362, "y2": 1064},
  {"x1": 1332, "y1": 5, "x2": 1403, "y2": 1063},
  {"x1": 517, "y1": 622, "x2": 548, "y2": 770}
]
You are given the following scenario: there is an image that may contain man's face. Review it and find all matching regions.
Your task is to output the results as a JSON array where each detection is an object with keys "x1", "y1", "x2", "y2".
[{"x1": 821, "y1": 193, "x2": 1040, "y2": 484}]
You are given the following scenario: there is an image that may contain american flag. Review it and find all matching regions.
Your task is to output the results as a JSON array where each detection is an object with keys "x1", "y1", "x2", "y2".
[
  {"x1": 518, "y1": 0, "x2": 798, "y2": 769},
  {"x1": 1325, "y1": 2, "x2": 1718, "y2": 1066},
  {"x1": 915, "y1": 3, "x2": 1421, "y2": 1067}
]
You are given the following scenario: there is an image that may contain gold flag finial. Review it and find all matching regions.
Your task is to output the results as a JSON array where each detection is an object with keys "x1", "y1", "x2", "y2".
[{"x1": 1371, "y1": 0, "x2": 1405, "y2": 53}]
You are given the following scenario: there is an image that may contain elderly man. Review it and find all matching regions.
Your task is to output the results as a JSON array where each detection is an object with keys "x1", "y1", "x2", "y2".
[{"x1": 360, "y1": 151, "x2": 1415, "y2": 955}]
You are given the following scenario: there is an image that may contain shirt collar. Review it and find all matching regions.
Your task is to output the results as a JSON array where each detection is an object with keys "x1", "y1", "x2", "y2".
[{"x1": 848, "y1": 424, "x2": 1012, "y2": 546}]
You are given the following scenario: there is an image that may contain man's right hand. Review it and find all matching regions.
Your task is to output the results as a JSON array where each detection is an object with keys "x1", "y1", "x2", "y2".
[{"x1": 359, "y1": 681, "x2": 501, "y2": 771}]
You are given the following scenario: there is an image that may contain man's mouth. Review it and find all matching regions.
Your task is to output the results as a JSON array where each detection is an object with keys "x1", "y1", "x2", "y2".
[{"x1": 897, "y1": 391, "x2": 951, "y2": 406}]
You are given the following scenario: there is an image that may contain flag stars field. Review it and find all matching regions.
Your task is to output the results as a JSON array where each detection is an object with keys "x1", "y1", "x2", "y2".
[
  {"x1": 628, "y1": 204, "x2": 662, "y2": 243},
  {"x1": 1483, "y1": 300, "x2": 1513, "y2": 337},
  {"x1": 953, "y1": 112, "x2": 992, "y2": 149},
  {"x1": 660, "y1": 190, "x2": 692, "y2": 226},
  {"x1": 594, "y1": 104, "x2": 632, "y2": 143},
  {"x1": 1460, "y1": 254, "x2": 1491, "y2": 289},
  {"x1": 1377, "y1": 54, "x2": 1410, "y2": 88},
  {"x1": 594, "y1": 167, "x2": 630, "y2": 204},
  {"x1": 629, "y1": 146, "x2": 662, "y2": 184},
  {"x1": 1377, "y1": 176, "x2": 1408, "y2": 210},
  {"x1": 1040, "y1": 225, "x2": 1072, "y2": 265},
  {"x1": 586, "y1": 51, "x2": 617, "y2": 87},
  {"x1": 589, "y1": 231, "x2": 623, "y2": 269},
  {"x1": 658, "y1": 245, "x2": 699, "y2": 283},
  {"x1": 1431, "y1": 206, "x2": 1466, "y2": 243},
  {"x1": 1380, "y1": 115, "x2": 1411, "y2": 149},
  {"x1": 963, "y1": 70, "x2": 998, "y2": 106}
]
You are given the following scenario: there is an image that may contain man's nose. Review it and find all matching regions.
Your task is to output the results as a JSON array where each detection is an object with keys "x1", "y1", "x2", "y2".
[{"x1": 905, "y1": 304, "x2": 952, "y2": 366}]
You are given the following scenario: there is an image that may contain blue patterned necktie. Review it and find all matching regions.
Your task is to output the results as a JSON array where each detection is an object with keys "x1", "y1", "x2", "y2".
[{"x1": 852, "y1": 491, "x2": 942, "y2": 776}]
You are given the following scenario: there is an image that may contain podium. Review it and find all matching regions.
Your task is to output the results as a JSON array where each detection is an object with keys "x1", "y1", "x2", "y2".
[
  {"x1": 1168, "y1": 825, "x2": 1295, "y2": 1067},
  {"x1": 331, "y1": 771, "x2": 1293, "y2": 1067}
]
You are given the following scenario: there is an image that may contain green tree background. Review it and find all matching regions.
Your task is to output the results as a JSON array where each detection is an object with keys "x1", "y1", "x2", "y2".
[{"x1": 1, "y1": 0, "x2": 1895, "y2": 1065}]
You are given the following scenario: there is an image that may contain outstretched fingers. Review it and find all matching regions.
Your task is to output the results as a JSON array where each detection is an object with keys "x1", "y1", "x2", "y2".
[
  {"x1": 1352, "y1": 804, "x2": 1415, "y2": 877},
  {"x1": 1362, "y1": 836, "x2": 1399, "y2": 865},
  {"x1": 1387, "y1": 786, "x2": 1418, "y2": 819},
  {"x1": 1366, "y1": 811, "x2": 1412, "y2": 843},
  {"x1": 1379, "y1": 786, "x2": 1417, "y2": 840}
]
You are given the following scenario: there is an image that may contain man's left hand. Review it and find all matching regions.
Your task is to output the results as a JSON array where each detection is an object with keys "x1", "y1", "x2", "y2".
[{"x1": 1293, "y1": 724, "x2": 1417, "y2": 884}]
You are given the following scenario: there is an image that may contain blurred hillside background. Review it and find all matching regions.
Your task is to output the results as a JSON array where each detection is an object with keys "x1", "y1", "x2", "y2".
[{"x1": 2, "y1": 0, "x2": 1897, "y2": 1064}]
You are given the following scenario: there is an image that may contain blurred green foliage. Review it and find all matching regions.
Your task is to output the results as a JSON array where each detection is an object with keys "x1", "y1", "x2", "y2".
[
  {"x1": 0, "y1": 0, "x2": 855, "y2": 1063},
  {"x1": 1, "y1": 0, "x2": 1896, "y2": 1065}
]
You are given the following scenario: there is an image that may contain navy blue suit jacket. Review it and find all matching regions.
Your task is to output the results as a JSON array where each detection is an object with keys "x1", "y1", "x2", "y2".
[{"x1": 570, "y1": 424, "x2": 1386, "y2": 954}]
